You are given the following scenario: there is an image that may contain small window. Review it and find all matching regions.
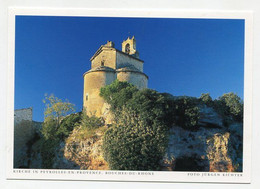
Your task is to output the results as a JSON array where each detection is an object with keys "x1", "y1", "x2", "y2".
[
  {"x1": 101, "y1": 60, "x2": 104, "y2": 66},
  {"x1": 86, "y1": 93, "x2": 89, "y2": 101},
  {"x1": 125, "y1": 43, "x2": 130, "y2": 54}
]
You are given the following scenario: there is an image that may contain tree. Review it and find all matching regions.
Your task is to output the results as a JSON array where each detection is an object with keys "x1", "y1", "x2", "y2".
[{"x1": 42, "y1": 94, "x2": 75, "y2": 139}]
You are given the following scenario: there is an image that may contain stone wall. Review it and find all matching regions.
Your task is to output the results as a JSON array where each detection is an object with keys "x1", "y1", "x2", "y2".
[
  {"x1": 116, "y1": 70, "x2": 148, "y2": 89},
  {"x1": 83, "y1": 70, "x2": 116, "y2": 117},
  {"x1": 14, "y1": 108, "x2": 32, "y2": 125},
  {"x1": 14, "y1": 108, "x2": 35, "y2": 168},
  {"x1": 84, "y1": 40, "x2": 148, "y2": 120},
  {"x1": 116, "y1": 52, "x2": 143, "y2": 72},
  {"x1": 91, "y1": 48, "x2": 117, "y2": 69}
]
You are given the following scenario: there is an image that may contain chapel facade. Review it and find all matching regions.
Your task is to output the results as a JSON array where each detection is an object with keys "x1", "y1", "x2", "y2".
[{"x1": 83, "y1": 36, "x2": 148, "y2": 117}]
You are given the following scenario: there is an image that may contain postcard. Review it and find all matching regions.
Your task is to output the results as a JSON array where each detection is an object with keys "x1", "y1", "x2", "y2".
[{"x1": 6, "y1": 8, "x2": 253, "y2": 183}]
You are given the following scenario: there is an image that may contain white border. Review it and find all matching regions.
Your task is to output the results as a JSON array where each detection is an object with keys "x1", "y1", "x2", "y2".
[{"x1": 6, "y1": 8, "x2": 253, "y2": 183}]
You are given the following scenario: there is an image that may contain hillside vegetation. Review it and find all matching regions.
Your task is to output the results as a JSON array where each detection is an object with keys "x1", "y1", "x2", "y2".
[{"x1": 17, "y1": 81, "x2": 243, "y2": 171}]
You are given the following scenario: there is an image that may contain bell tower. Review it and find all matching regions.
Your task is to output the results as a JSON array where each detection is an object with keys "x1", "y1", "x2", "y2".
[{"x1": 122, "y1": 36, "x2": 139, "y2": 58}]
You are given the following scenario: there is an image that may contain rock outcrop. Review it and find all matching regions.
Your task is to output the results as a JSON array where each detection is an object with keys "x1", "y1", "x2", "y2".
[
  {"x1": 207, "y1": 132, "x2": 234, "y2": 172},
  {"x1": 63, "y1": 126, "x2": 108, "y2": 170},
  {"x1": 163, "y1": 105, "x2": 243, "y2": 172}
]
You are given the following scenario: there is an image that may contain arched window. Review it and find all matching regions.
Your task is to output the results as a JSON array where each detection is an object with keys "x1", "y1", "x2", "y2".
[
  {"x1": 125, "y1": 43, "x2": 130, "y2": 54},
  {"x1": 86, "y1": 93, "x2": 89, "y2": 101}
]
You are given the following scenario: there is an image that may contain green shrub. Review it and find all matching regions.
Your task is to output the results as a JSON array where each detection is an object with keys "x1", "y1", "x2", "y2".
[
  {"x1": 100, "y1": 79, "x2": 138, "y2": 113},
  {"x1": 125, "y1": 89, "x2": 174, "y2": 129},
  {"x1": 214, "y1": 92, "x2": 243, "y2": 123},
  {"x1": 57, "y1": 112, "x2": 82, "y2": 140},
  {"x1": 40, "y1": 113, "x2": 82, "y2": 168},
  {"x1": 103, "y1": 108, "x2": 168, "y2": 171},
  {"x1": 41, "y1": 117, "x2": 57, "y2": 140},
  {"x1": 81, "y1": 110, "x2": 104, "y2": 130},
  {"x1": 199, "y1": 93, "x2": 213, "y2": 106},
  {"x1": 39, "y1": 137, "x2": 59, "y2": 169},
  {"x1": 173, "y1": 96, "x2": 200, "y2": 129},
  {"x1": 102, "y1": 86, "x2": 171, "y2": 170}
]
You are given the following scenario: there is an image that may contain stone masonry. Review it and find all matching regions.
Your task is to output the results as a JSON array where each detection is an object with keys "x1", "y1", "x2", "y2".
[{"x1": 83, "y1": 36, "x2": 148, "y2": 119}]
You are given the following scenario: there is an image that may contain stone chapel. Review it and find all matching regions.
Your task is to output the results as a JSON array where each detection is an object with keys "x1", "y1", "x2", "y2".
[{"x1": 83, "y1": 36, "x2": 148, "y2": 118}]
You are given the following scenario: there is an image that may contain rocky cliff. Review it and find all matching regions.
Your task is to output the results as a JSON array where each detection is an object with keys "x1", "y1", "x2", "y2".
[
  {"x1": 163, "y1": 105, "x2": 243, "y2": 172},
  {"x1": 63, "y1": 126, "x2": 108, "y2": 170},
  {"x1": 58, "y1": 105, "x2": 242, "y2": 171}
]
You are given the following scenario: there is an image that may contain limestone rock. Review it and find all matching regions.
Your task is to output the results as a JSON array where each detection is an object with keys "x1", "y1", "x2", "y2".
[
  {"x1": 52, "y1": 142, "x2": 80, "y2": 169},
  {"x1": 64, "y1": 126, "x2": 108, "y2": 170},
  {"x1": 206, "y1": 132, "x2": 234, "y2": 172},
  {"x1": 163, "y1": 105, "x2": 243, "y2": 172},
  {"x1": 198, "y1": 105, "x2": 223, "y2": 127}
]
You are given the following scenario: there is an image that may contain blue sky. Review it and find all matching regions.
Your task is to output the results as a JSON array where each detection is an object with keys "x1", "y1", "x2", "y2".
[{"x1": 15, "y1": 16, "x2": 244, "y2": 121}]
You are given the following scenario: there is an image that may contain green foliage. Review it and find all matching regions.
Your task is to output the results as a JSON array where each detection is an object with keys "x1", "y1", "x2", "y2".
[
  {"x1": 39, "y1": 137, "x2": 59, "y2": 169},
  {"x1": 199, "y1": 93, "x2": 213, "y2": 106},
  {"x1": 157, "y1": 94, "x2": 200, "y2": 129},
  {"x1": 43, "y1": 94, "x2": 75, "y2": 121},
  {"x1": 100, "y1": 80, "x2": 243, "y2": 170},
  {"x1": 81, "y1": 109, "x2": 104, "y2": 130},
  {"x1": 102, "y1": 83, "x2": 171, "y2": 170},
  {"x1": 57, "y1": 112, "x2": 82, "y2": 140},
  {"x1": 100, "y1": 80, "x2": 138, "y2": 112},
  {"x1": 41, "y1": 94, "x2": 75, "y2": 140},
  {"x1": 41, "y1": 117, "x2": 57, "y2": 140},
  {"x1": 125, "y1": 89, "x2": 174, "y2": 129},
  {"x1": 214, "y1": 92, "x2": 243, "y2": 123},
  {"x1": 173, "y1": 96, "x2": 200, "y2": 129},
  {"x1": 62, "y1": 109, "x2": 106, "y2": 142},
  {"x1": 103, "y1": 108, "x2": 169, "y2": 171},
  {"x1": 40, "y1": 94, "x2": 76, "y2": 168}
]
